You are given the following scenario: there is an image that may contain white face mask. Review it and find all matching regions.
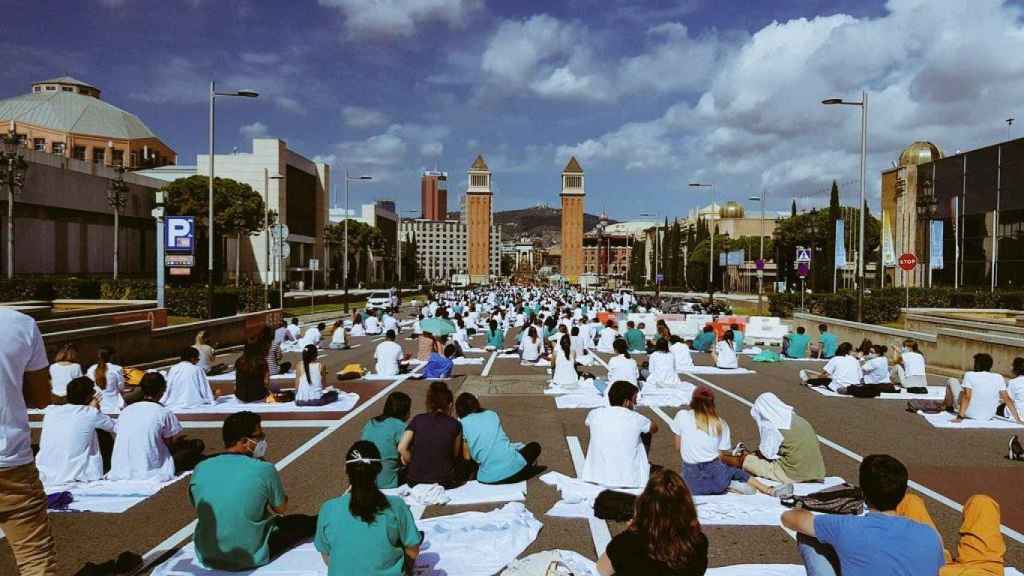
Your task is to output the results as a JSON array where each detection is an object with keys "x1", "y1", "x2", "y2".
[{"x1": 248, "y1": 437, "x2": 268, "y2": 459}]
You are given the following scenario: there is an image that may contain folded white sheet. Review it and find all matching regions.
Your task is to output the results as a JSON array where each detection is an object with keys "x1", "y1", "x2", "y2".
[
  {"x1": 497, "y1": 353, "x2": 520, "y2": 359},
  {"x1": 811, "y1": 385, "x2": 946, "y2": 400},
  {"x1": 171, "y1": 392, "x2": 359, "y2": 414},
  {"x1": 385, "y1": 481, "x2": 527, "y2": 507},
  {"x1": 207, "y1": 372, "x2": 296, "y2": 383},
  {"x1": 501, "y1": 550, "x2": 598, "y2": 576},
  {"x1": 705, "y1": 565, "x2": 806, "y2": 576},
  {"x1": 46, "y1": 473, "x2": 190, "y2": 514},
  {"x1": 415, "y1": 502, "x2": 542, "y2": 576},
  {"x1": 679, "y1": 366, "x2": 756, "y2": 375},
  {"x1": 521, "y1": 359, "x2": 551, "y2": 367},
  {"x1": 919, "y1": 411, "x2": 1024, "y2": 429},
  {"x1": 453, "y1": 357, "x2": 484, "y2": 365}
]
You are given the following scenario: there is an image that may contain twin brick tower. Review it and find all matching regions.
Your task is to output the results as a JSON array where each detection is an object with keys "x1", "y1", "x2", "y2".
[{"x1": 465, "y1": 154, "x2": 585, "y2": 284}]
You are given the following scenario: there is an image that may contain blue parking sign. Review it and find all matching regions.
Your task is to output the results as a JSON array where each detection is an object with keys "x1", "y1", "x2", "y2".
[{"x1": 166, "y1": 216, "x2": 195, "y2": 255}]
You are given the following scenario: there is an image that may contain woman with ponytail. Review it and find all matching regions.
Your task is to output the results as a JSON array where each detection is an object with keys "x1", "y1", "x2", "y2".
[
  {"x1": 552, "y1": 334, "x2": 579, "y2": 387},
  {"x1": 314, "y1": 441, "x2": 422, "y2": 575},
  {"x1": 87, "y1": 346, "x2": 125, "y2": 414},
  {"x1": 295, "y1": 345, "x2": 339, "y2": 407}
]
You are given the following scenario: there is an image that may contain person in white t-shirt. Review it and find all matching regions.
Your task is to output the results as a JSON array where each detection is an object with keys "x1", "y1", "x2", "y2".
[
  {"x1": 0, "y1": 309, "x2": 57, "y2": 575},
  {"x1": 582, "y1": 381, "x2": 658, "y2": 488},
  {"x1": 945, "y1": 353, "x2": 1018, "y2": 423},
  {"x1": 375, "y1": 330, "x2": 408, "y2": 377},
  {"x1": 1003, "y1": 357, "x2": 1024, "y2": 424},
  {"x1": 161, "y1": 347, "x2": 216, "y2": 409},
  {"x1": 295, "y1": 345, "x2": 339, "y2": 407},
  {"x1": 364, "y1": 311, "x2": 382, "y2": 335},
  {"x1": 36, "y1": 377, "x2": 117, "y2": 485},
  {"x1": 382, "y1": 309, "x2": 400, "y2": 334},
  {"x1": 300, "y1": 323, "x2": 324, "y2": 349},
  {"x1": 109, "y1": 373, "x2": 205, "y2": 481},
  {"x1": 552, "y1": 335, "x2": 580, "y2": 387},
  {"x1": 328, "y1": 320, "x2": 350, "y2": 350},
  {"x1": 606, "y1": 338, "x2": 639, "y2": 386},
  {"x1": 860, "y1": 345, "x2": 892, "y2": 385},
  {"x1": 286, "y1": 318, "x2": 302, "y2": 341},
  {"x1": 646, "y1": 338, "x2": 681, "y2": 386},
  {"x1": 800, "y1": 342, "x2": 862, "y2": 393},
  {"x1": 596, "y1": 321, "x2": 619, "y2": 353},
  {"x1": 87, "y1": 346, "x2": 125, "y2": 414},
  {"x1": 712, "y1": 330, "x2": 739, "y2": 370},
  {"x1": 892, "y1": 340, "x2": 927, "y2": 389},
  {"x1": 49, "y1": 342, "x2": 83, "y2": 403},
  {"x1": 670, "y1": 337, "x2": 695, "y2": 370},
  {"x1": 519, "y1": 326, "x2": 545, "y2": 364}
]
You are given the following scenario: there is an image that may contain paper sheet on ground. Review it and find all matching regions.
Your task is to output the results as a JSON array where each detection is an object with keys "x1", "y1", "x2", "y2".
[
  {"x1": 680, "y1": 366, "x2": 755, "y2": 375},
  {"x1": 45, "y1": 473, "x2": 190, "y2": 514},
  {"x1": 453, "y1": 357, "x2": 484, "y2": 365},
  {"x1": 554, "y1": 384, "x2": 692, "y2": 409},
  {"x1": 170, "y1": 392, "x2": 359, "y2": 414},
  {"x1": 358, "y1": 372, "x2": 407, "y2": 381},
  {"x1": 383, "y1": 481, "x2": 527, "y2": 518},
  {"x1": 919, "y1": 411, "x2": 1024, "y2": 429},
  {"x1": 497, "y1": 353, "x2": 520, "y2": 359},
  {"x1": 521, "y1": 359, "x2": 551, "y2": 367},
  {"x1": 541, "y1": 471, "x2": 643, "y2": 519},
  {"x1": 810, "y1": 385, "x2": 946, "y2": 400}
]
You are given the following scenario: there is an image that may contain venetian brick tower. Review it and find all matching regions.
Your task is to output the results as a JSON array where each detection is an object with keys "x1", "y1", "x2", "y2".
[
  {"x1": 466, "y1": 155, "x2": 492, "y2": 284},
  {"x1": 560, "y1": 156, "x2": 585, "y2": 283}
]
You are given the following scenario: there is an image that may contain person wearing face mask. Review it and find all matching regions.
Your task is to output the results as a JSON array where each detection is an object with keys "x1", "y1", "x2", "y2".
[{"x1": 189, "y1": 411, "x2": 315, "y2": 571}]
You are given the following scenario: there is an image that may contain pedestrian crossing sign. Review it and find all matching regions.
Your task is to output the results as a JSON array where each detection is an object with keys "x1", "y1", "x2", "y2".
[{"x1": 796, "y1": 247, "x2": 811, "y2": 264}]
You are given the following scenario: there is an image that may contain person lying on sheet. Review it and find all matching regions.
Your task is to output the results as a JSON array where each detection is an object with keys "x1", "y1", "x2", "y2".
[
  {"x1": 316, "y1": 441, "x2": 423, "y2": 576},
  {"x1": 190, "y1": 412, "x2": 314, "y2": 571},
  {"x1": 800, "y1": 343, "x2": 862, "y2": 393},
  {"x1": 692, "y1": 325, "x2": 716, "y2": 353},
  {"x1": 422, "y1": 343, "x2": 456, "y2": 380},
  {"x1": 109, "y1": 373, "x2": 205, "y2": 482},
  {"x1": 582, "y1": 381, "x2": 658, "y2": 489},
  {"x1": 361, "y1": 392, "x2": 412, "y2": 489},
  {"x1": 375, "y1": 330, "x2": 410, "y2": 378},
  {"x1": 721, "y1": 392, "x2": 826, "y2": 484},
  {"x1": 161, "y1": 347, "x2": 215, "y2": 409},
  {"x1": 713, "y1": 330, "x2": 740, "y2": 369},
  {"x1": 456, "y1": 392, "x2": 543, "y2": 485},
  {"x1": 36, "y1": 377, "x2": 117, "y2": 485},
  {"x1": 944, "y1": 353, "x2": 1021, "y2": 424},
  {"x1": 295, "y1": 345, "x2": 340, "y2": 407}
]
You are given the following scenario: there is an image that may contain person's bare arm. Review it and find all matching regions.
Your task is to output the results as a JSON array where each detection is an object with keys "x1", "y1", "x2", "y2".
[
  {"x1": 955, "y1": 389, "x2": 973, "y2": 421},
  {"x1": 23, "y1": 368, "x2": 50, "y2": 409},
  {"x1": 1001, "y1": 391, "x2": 1022, "y2": 423},
  {"x1": 462, "y1": 440, "x2": 471, "y2": 460},
  {"x1": 673, "y1": 434, "x2": 681, "y2": 452},
  {"x1": 596, "y1": 553, "x2": 615, "y2": 575},
  {"x1": 648, "y1": 420, "x2": 659, "y2": 435},
  {"x1": 781, "y1": 509, "x2": 817, "y2": 537},
  {"x1": 398, "y1": 430, "x2": 414, "y2": 465},
  {"x1": 453, "y1": 433, "x2": 463, "y2": 460}
]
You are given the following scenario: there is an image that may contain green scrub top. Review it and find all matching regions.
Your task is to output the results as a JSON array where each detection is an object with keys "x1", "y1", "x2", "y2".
[
  {"x1": 361, "y1": 417, "x2": 407, "y2": 489},
  {"x1": 315, "y1": 494, "x2": 422, "y2": 576},
  {"x1": 460, "y1": 410, "x2": 526, "y2": 483},
  {"x1": 625, "y1": 329, "x2": 646, "y2": 352},
  {"x1": 786, "y1": 333, "x2": 811, "y2": 358}
]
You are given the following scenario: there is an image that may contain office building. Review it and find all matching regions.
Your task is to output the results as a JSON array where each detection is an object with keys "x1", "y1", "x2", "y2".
[
  {"x1": 421, "y1": 170, "x2": 447, "y2": 220},
  {"x1": 400, "y1": 218, "x2": 500, "y2": 281}
]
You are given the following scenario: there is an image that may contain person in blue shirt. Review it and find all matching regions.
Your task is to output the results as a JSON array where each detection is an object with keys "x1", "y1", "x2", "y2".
[
  {"x1": 361, "y1": 392, "x2": 412, "y2": 489},
  {"x1": 782, "y1": 454, "x2": 944, "y2": 576},
  {"x1": 730, "y1": 323, "x2": 745, "y2": 352},
  {"x1": 454, "y1": 393, "x2": 542, "y2": 484},
  {"x1": 315, "y1": 441, "x2": 423, "y2": 576},
  {"x1": 784, "y1": 327, "x2": 811, "y2": 358},
  {"x1": 692, "y1": 325, "x2": 716, "y2": 353},
  {"x1": 422, "y1": 342, "x2": 456, "y2": 379},
  {"x1": 817, "y1": 324, "x2": 839, "y2": 359}
]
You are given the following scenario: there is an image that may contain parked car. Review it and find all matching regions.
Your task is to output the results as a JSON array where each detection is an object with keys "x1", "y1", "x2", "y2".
[{"x1": 366, "y1": 291, "x2": 392, "y2": 310}]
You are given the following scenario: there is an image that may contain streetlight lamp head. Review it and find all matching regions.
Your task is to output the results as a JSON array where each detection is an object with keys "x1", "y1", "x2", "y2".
[
  {"x1": 749, "y1": 195, "x2": 761, "y2": 201},
  {"x1": 821, "y1": 98, "x2": 844, "y2": 105},
  {"x1": 358, "y1": 176, "x2": 373, "y2": 180},
  {"x1": 236, "y1": 90, "x2": 260, "y2": 98}
]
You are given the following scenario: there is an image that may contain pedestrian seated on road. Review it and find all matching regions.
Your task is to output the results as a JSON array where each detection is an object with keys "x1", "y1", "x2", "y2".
[
  {"x1": 193, "y1": 330, "x2": 228, "y2": 375},
  {"x1": 382, "y1": 309, "x2": 400, "y2": 335},
  {"x1": 49, "y1": 342, "x2": 83, "y2": 405},
  {"x1": 811, "y1": 324, "x2": 838, "y2": 359},
  {"x1": 624, "y1": 320, "x2": 646, "y2": 353},
  {"x1": 484, "y1": 318, "x2": 505, "y2": 351},
  {"x1": 300, "y1": 322, "x2": 325, "y2": 349},
  {"x1": 582, "y1": 381, "x2": 658, "y2": 489},
  {"x1": 109, "y1": 373, "x2": 205, "y2": 482},
  {"x1": 944, "y1": 353, "x2": 1020, "y2": 424},
  {"x1": 692, "y1": 324, "x2": 716, "y2": 353},
  {"x1": 861, "y1": 345, "x2": 893, "y2": 387},
  {"x1": 783, "y1": 326, "x2": 811, "y2": 359},
  {"x1": 295, "y1": 344, "x2": 340, "y2": 407},
  {"x1": 673, "y1": 385, "x2": 781, "y2": 497},
  {"x1": 1002, "y1": 357, "x2": 1024, "y2": 425},
  {"x1": 364, "y1": 311, "x2": 383, "y2": 335},
  {"x1": 190, "y1": 411, "x2": 315, "y2": 571},
  {"x1": 782, "y1": 454, "x2": 944, "y2": 576},
  {"x1": 596, "y1": 320, "x2": 620, "y2": 353},
  {"x1": 552, "y1": 334, "x2": 580, "y2": 388},
  {"x1": 519, "y1": 326, "x2": 546, "y2": 364},
  {"x1": 315, "y1": 441, "x2": 423, "y2": 576},
  {"x1": 87, "y1": 345, "x2": 126, "y2": 414},
  {"x1": 422, "y1": 342, "x2": 456, "y2": 380},
  {"x1": 236, "y1": 341, "x2": 275, "y2": 404},
  {"x1": 891, "y1": 339, "x2": 927, "y2": 390},
  {"x1": 730, "y1": 323, "x2": 745, "y2": 353},
  {"x1": 361, "y1": 392, "x2": 413, "y2": 489},
  {"x1": 645, "y1": 338, "x2": 681, "y2": 387},
  {"x1": 607, "y1": 338, "x2": 640, "y2": 387},
  {"x1": 328, "y1": 319, "x2": 350, "y2": 350},
  {"x1": 455, "y1": 392, "x2": 544, "y2": 484},
  {"x1": 287, "y1": 317, "x2": 302, "y2": 341},
  {"x1": 799, "y1": 342, "x2": 862, "y2": 394},
  {"x1": 36, "y1": 376, "x2": 117, "y2": 485},
  {"x1": 161, "y1": 347, "x2": 216, "y2": 409},
  {"x1": 671, "y1": 335, "x2": 695, "y2": 370},
  {"x1": 398, "y1": 381, "x2": 468, "y2": 489},
  {"x1": 722, "y1": 392, "x2": 826, "y2": 484},
  {"x1": 713, "y1": 330, "x2": 739, "y2": 369},
  {"x1": 374, "y1": 330, "x2": 409, "y2": 378}
]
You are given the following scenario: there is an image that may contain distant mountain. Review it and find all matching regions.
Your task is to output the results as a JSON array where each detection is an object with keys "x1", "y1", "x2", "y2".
[{"x1": 497, "y1": 205, "x2": 612, "y2": 246}]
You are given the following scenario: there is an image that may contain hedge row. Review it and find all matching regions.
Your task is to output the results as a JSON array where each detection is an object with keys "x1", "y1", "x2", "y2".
[{"x1": 768, "y1": 287, "x2": 1024, "y2": 323}]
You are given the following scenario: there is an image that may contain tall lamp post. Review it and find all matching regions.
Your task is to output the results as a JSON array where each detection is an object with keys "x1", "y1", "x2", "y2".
[
  {"x1": 106, "y1": 165, "x2": 129, "y2": 280},
  {"x1": 208, "y1": 82, "x2": 258, "y2": 318},
  {"x1": 749, "y1": 191, "x2": 766, "y2": 314},
  {"x1": 689, "y1": 182, "x2": 716, "y2": 302},
  {"x1": 263, "y1": 169, "x2": 284, "y2": 309},
  {"x1": 343, "y1": 170, "x2": 373, "y2": 313},
  {"x1": 1, "y1": 125, "x2": 28, "y2": 280},
  {"x1": 822, "y1": 92, "x2": 868, "y2": 322}
]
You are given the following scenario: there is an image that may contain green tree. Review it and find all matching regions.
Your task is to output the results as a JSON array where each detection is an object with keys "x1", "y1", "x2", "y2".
[{"x1": 323, "y1": 220, "x2": 383, "y2": 286}]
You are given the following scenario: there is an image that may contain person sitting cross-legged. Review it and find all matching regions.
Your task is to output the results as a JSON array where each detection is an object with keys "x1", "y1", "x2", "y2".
[
  {"x1": 799, "y1": 342, "x2": 862, "y2": 394},
  {"x1": 398, "y1": 381, "x2": 467, "y2": 489},
  {"x1": 645, "y1": 338, "x2": 681, "y2": 387},
  {"x1": 782, "y1": 454, "x2": 944, "y2": 576},
  {"x1": 295, "y1": 345, "x2": 340, "y2": 407},
  {"x1": 36, "y1": 376, "x2": 117, "y2": 485},
  {"x1": 692, "y1": 324, "x2": 716, "y2": 353},
  {"x1": 315, "y1": 441, "x2": 423, "y2": 576},
  {"x1": 623, "y1": 320, "x2": 646, "y2": 353},
  {"x1": 190, "y1": 411, "x2": 315, "y2": 571},
  {"x1": 361, "y1": 392, "x2": 412, "y2": 489},
  {"x1": 162, "y1": 347, "x2": 215, "y2": 409},
  {"x1": 455, "y1": 392, "x2": 543, "y2": 484},
  {"x1": 582, "y1": 381, "x2": 658, "y2": 489},
  {"x1": 374, "y1": 330, "x2": 409, "y2": 378},
  {"x1": 897, "y1": 490, "x2": 1008, "y2": 575},
  {"x1": 721, "y1": 392, "x2": 826, "y2": 484},
  {"x1": 944, "y1": 353, "x2": 1020, "y2": 424},
  {"x1": 713, "y1": 330, "x2": 739, "y2": 369},
  {"x1": 783, "y1": 326, "x2": 811, "y2": 359}
]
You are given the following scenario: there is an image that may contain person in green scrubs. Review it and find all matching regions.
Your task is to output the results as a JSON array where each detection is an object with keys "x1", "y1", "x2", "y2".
[
  {"x1": 731, "y1": 323, "x2": 745, "y2": 352},
  {"x1": 361, "y1": 392, "x2": 412, "y2": 489},
  {"x1": 315, "y1": 441, "x2": 422, "y2": 576},
  {"x1": 485, "y1": 319, "x2": 505, "y2": 350},
  {"x1": 624, "y1": 321, "x2": 646, "y2": 352},
  {"x1": 190, "y1": 411, "x2": 314, "y2": 571},
  {"x1": 455, "y1": 393, "x2": 542, "y2": 484},
  {"x1": 692, "y1": 325, "x2": 717, "y2": 353},
  {"x1": 784, "y1": 327, "x2": 811, "y2": 359},
  {"x1": 817, "y1": 324, "x2": 838, "y2": 359}
]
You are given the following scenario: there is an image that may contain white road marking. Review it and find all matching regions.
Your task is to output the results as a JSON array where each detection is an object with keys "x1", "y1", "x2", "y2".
[
  {"x1": 481, "y1": 351, "x2": 498, "y2": 376},
  {"x1": 566, "y1": 435, "x2": 612, "y2": 558},
  {"x1": 30, "y1": 420, "x2": 337, "y2": 430}
]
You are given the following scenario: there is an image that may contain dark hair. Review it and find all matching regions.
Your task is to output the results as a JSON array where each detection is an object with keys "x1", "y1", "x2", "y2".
[
  {"x1": 443, "y1": 343, "x2": 458, "y2": 358},
  {"x1": 345, "y1": 440, "x2": 388, "y2": 524},
  {"x1": 223, "y1": 411, "x2": 262, "y2": 448},
  {"x1": 94, "y1": 346, "x2": 114, "y2": 388},
  {"x1": 55, "y1": 343, "x2": 79, "y2": 364},
  {"x1": 872, "y1": 344, "x2": 888, "y2": 356},
  {"x1": 426, "y1": 380, "x2": 453, "y2": 412},
  {"x1": 796, "y1": 326, "x2": 805, "y2": 334},
  {"x1": 140, "y1": 372, "x2": 167, "y2": 399},
  {"x1": 527, "y1": 326, "x2": 538, "y2": 342},
  {"x1": 385, "y1": 329, "x2": 396, "y2": 340},
  {"x1": 317, "y1": 322, "x2": 326, "y2": 331},
  {"x1": 235, "y1": 342, "x2": 268, "y2": 381},
  {"x1": 613, "y1": 337, "x2": 630, "y2": 357},
  {"x1": 655, "y1": 338, "x2": 669, "y2": 353},
  {"x1": 859, "y1": 454, "x2": 908, "y2": 511},
  {"x1": 455, "y1": 392, "x2": 484, "y2": 418},
  {"x1": 818, "y1": 323, "x2": 828, "y2": 333},
  {"x1": 731, "y1": 323, "x2": 739, "y2": 331},
  {"x1": 302, "y1": 344, "x2": 318, "y2": 386},
  {"x1": 627, "y1": 321, "x2": 635, "y2": 328},
  {"x1": 902, "y1": 339, "x2": 919, "y2": 353},
  {"x1": 608, "y1": 381, "x2": 638, "y2": 407},
  {"x1": 1014, "y1": 357, "x2": 1024, "y2": 377},
  {"x1": 375, "y1": 391, "x2": 412, "y2": 423},
  {"x1": 836, "y1": 342, "x2": 853, "y2": 356},
  {"x1": 67, "y1": 376, "x2": 96, "y2": 406},
  {"x1": 631, "y1": 468, "x2": 704, "y2": 570},
  {"x1": 974, "y1": 353, "x2": 994, "y2": 372},
  {"x1": 489, "y1": 319, "x2": 498, "y2": 332},
  {"x1": 181, "y1": 346, "x2": 200, "y2": 363},
  {"x1": 722, "y1": 330, "x2": 734, "y2": 343},
  {"x1": 559, "y1": 334, "x2": 572, "y2": 360}
]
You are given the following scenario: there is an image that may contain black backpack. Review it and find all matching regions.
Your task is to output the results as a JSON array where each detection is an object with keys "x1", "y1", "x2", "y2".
[
  {"x1": 781, "y1": 483, "x2": 865, "y2": 515},
  {"x1": 594, "y1": 490, "x2": 636, "y2": 521}
]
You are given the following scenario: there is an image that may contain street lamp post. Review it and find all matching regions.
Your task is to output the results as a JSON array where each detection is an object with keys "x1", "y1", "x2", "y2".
[
  {"x1": 106, "y1": 165, "x2": 129, "y2": 280},
  {"x1": 263, "y1": 169, "x2": 284, "y2": 309},
  {"x1": 1, "y1": 125, "x2": 28, "y2": 280},
  {"x1": 822, "y1": 92, "x2": 868, "y2": 322},
  {"x1": 689, "y1": 183, "x2": 716, "y2": 302},
  {"x1": 208, "y1": 81, "x2": 258, "y2": 318},
  {"x1": 343, "y1": 170, "x2": 373, "y2": 313},
  {"x1": 749, "y1": 191, "x2": 766, "y2": 314}
]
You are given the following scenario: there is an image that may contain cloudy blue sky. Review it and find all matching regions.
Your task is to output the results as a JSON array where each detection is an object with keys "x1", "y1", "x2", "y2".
[{"x1": 4, "y1": 0, "x2": 1023, "y2": 217}]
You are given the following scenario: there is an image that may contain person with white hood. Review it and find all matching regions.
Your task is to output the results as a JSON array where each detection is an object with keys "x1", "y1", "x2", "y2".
[{"x1": 721, "y1": 393, "x2": 826, "y2": 484}]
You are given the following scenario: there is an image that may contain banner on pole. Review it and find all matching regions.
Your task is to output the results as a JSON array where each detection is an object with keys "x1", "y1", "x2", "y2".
[
  {"x1": 930, "y1": 220, "x2": 944, "y2": 270},
  {"x1": 834, "y1": 219, "x2": 846, "y2": 270},
  {"x1": 882, "y1": 213, "x2": 896, "y2": 266}
]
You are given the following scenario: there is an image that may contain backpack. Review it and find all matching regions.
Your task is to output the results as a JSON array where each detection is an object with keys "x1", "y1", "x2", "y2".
[
  {"x1": 846, "y1": 385, "x2": 882, "y2": 398},
  {"x1": 593, "y1": 490, "x2": 636, "y2": 521},
  {"x1": 781, "y1": 483, "x2": 865, "y2": 515}
]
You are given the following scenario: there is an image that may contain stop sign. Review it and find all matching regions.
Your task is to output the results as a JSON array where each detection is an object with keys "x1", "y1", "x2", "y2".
[{"x1": 898, "y1": 253, "x2": 917, "y2": 271}]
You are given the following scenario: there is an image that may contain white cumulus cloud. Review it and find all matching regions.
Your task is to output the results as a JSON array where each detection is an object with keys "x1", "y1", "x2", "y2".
[{"x1": 319, "y1": 0, "x2": 481, "y2": 38}]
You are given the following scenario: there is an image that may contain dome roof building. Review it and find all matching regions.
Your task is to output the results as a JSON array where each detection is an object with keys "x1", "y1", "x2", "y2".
[
  {"x1": 898, "y1": 141, "x2": 943, "y2": 167},
  {"x1": 720, "y1": 201, "x2": 745, "y2": 219}
]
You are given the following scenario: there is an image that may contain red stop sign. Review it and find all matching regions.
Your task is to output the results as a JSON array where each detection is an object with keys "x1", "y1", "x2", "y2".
[{"x1": 898, "y1": 253, "x2": 917, "y2": 271}]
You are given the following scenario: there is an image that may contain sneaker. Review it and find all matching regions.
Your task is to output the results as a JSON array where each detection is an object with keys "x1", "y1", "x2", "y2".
[
  {"x1": 799, "y1": 369, "x2": 810, "y2": 384},
  {"x1": 728, "y1": 481, "x2": 756, "y2": 495},
  {"x1": 1010, "y1": 435, "x2": 1024, "y2": 462},
  {"x1": 731, "y1": 442, "x2": 747, "y2": 457},
  {"x1": 771, "y1": 483, "x2": 795, "y2": 499}
]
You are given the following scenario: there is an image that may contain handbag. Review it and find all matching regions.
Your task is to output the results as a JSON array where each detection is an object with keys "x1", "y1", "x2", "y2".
[
  {"x1": 846, "y1": 385, "x2": 882, "y2": 398},
  {"x1": 593, "y1": 490, "x2": 636, "y2": 521},
  {"x1": 781, "y1": 483, "x2": 864, "y2": 515}
]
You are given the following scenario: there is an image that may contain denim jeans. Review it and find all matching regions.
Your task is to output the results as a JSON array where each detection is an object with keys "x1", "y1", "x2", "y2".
[{"x1": 797, "y1": 533, "x2": 841, "y2": 576}]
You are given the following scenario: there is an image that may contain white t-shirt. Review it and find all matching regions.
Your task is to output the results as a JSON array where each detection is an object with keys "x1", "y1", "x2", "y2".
[
  {"x1": 606, "y1": 355, "x2": 639, "y2": 386},
  {"x1": 520, "y1": 337, "x2": 544, "y2": 362},
  {"x1": 552, "y1": 346, "x2": 578, "y2": 386},
  {"x1": 287, "y1": 324, "x2": 302, "y2": 340},
  {"x1": 161, "y1": 361, "x2": 214, "y2": 409},
  {"x1": 715, "y1": 341, "x2": 738, "y2": 369},
  {"x1": 37, "y1": 404, "x2": 116, "y2": 485},
  {"x1": 673, "y1": 408, "x2": 731, "y2": 465},
  {"x1": 331, "y1": 326, "x2": 347, "y2": 346},
  {"x1": 646, "y1": 351, "x2": 680, "y2": 386},
  {"x1": 596, "y1": 328, "x2": 619, "y2": 352},
  {"x1": 50, "y1": 362, "x2": 83, "y2": 397},
  {"x1": 364, "y1": 316, "x2": 382, "y2": 334},
  {"x1": 296, "y1": 362, "x2": 325, "y2": 402},
  {"x1": 301, "y1": 327, "x2": 322, "y2": 347},
  {"x1": 861, "y1": 356, "x2": 891, "y2": 384},
  {"x1": 901, "y1": 351, "x2": 926, "y2": 377},
  {"x1": 1007, "y1": 376, "x2": 1024, "y2": 421},
  {"x1": 382, "y1": 315, "x2": 399, "y2": 333},
  {"x1": 108, "y1": 401, "x2": 182, "y2": 482},
  {"x1": 823, "y1": 355, "x2": 863, "y2": 392},
  {"x1": 582, "y1": 406, "x2": 652, "y2": 488},
  {"x1": 671, "y1": 342, "x2": 694, "y2": 369},
  {"x1": 0, "y1": 310, "x2": 49, "y2": 468},
  {"x1": 88, "y1": 363, "x2": 125, "y2": 414},
  {"x1": 962, "y1": 371, "x2": 1006, "y2": 421},
  {"x1": 375, "y1": 341, "x2": 404, "y2": 377}
]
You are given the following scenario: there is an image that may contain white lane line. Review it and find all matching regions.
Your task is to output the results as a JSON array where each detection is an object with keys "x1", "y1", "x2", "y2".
[
  {"x1": 29, "y1": 420, "x2": 338, "y2": 430},
  {"x1": 481, "y1": 351, "x2": 498, "y2": 377},
  {"x1": 649, "y1": 405, "x2": 674, "y2": 429},
  {"x1": 137, "y1": 364, "x2": 426, "y2": 572},
  {"x1": 566, "y1": 435, "x2": 612, "y2": 558},
  {"x1": 590, "y1": 353, "x2": 609, "y2": 371},
  {"x1": 684, "y1": 371, "x2": 1024, "y2": 546}
]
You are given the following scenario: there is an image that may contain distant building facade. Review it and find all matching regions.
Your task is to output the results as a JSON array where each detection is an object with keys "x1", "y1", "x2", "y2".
[
  {"x1": 466, "y1": 155, "x2": 493, "y2": 283},
  {"x1": 401, "y1": 219, "x2": 500, "y2": 281},
  {"x1": 329, "y1": 201, "x2": 400, "y2": 283},
  {"x1": 560, "y1": 157, "x2": 585, "y2": 283},
  {"x1": 420, "y1": 170, "x2": 448, "y2": 220}
]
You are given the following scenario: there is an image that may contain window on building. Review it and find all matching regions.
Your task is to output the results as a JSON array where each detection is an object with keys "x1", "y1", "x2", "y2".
[
  {"x1": 112, "y1": 149, "x2": 124, "y2": 167},
  {"x1": 33, "y1": 86, "x2": 41, "y2": 93},
  {"x1": 45, "y1": 85, "x2": 56, "y2": 91},
  {"x1": 72, "y1": 146, "x2": 86, "y2": 161},
  {"x1": 62, "y1": 86, "x2": 73, "y2": 92},
  {"x1": 33, "y1": 138, "x2": 46, "y2": 152},
  {"x1": 52, "y1": 142, "x2": 66, "y2": 155},
  {"x1": 93, "y1": 148, "x2": 105, "y2": 164},
  {"x1": 471, "y1": 174, "x2": 488, "y2": 187}
]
